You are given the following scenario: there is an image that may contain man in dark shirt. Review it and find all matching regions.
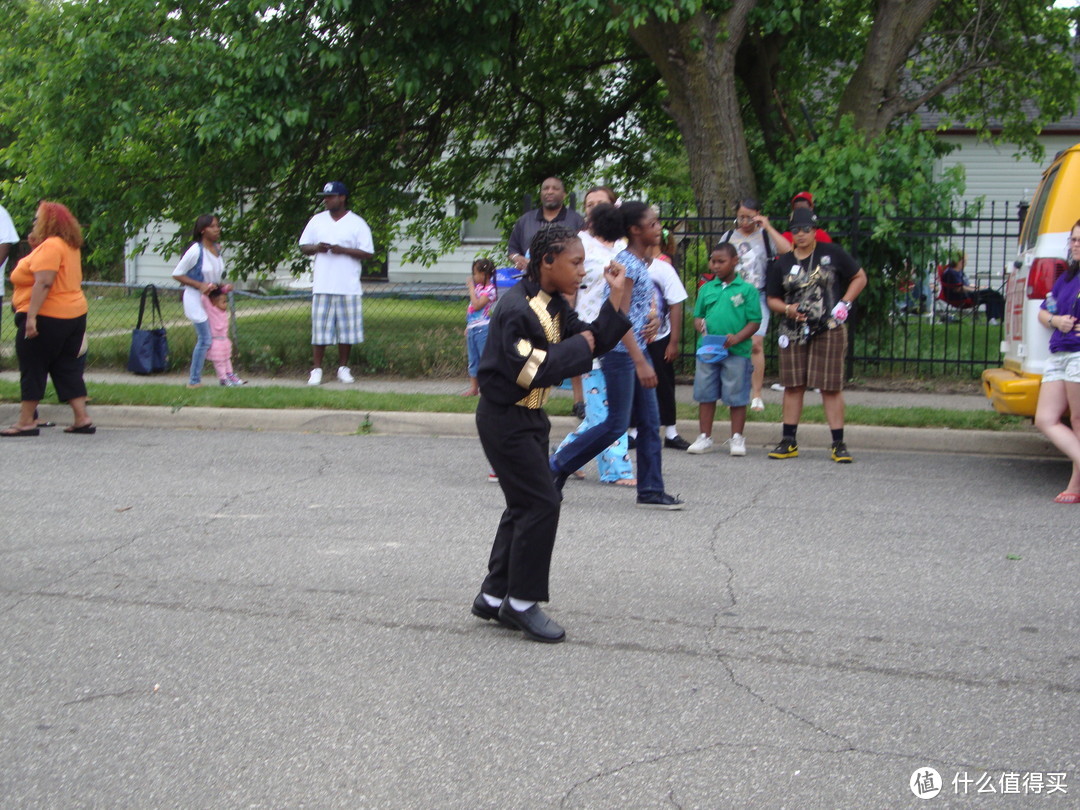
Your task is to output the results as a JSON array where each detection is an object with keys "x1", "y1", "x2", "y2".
[{"x1": 507, "y1": 177, "x2": 586, "y2": 271}]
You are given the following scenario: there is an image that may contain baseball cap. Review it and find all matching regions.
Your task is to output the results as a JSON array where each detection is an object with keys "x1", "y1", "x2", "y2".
[
  {"x1": 695, "y1": 334, "x2": 729, "y2": 364},
  {"x1": 791, "y1": 191, "x2": 814, "y2": 206},
  {"x1": 318, "y1": 181, "x2": 348, "y2": 196},
  {"x1": 789, "y1": 208, "x2": 818, "y2": 230}
]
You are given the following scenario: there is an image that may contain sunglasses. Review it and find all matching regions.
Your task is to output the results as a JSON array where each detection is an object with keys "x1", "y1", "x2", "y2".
[{"x1": 790, "y1": 225, "x2": 815, "y2": 235}]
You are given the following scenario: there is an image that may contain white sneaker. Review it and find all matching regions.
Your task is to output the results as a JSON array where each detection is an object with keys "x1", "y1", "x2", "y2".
[
  {"x1": 687, "y1": 433, "x2": 713, "y2": 454},
  {"x1": 336, "y1": 366, "x2": 355, "y2": 383},
  {"x1": 307, "y1": 368, "x2": 323, "y2": 386},
  {"x1": 728, "y1": 433, "x2": 747, "y2": 456},
  {"x1": 750, "y1": 397, "x2": 765, "y2": 411}
]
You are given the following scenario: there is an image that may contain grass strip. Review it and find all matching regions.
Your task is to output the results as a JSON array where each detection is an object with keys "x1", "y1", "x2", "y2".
[{"x1": 0, "y1": 380, "x2": 1029, "y2": 432}]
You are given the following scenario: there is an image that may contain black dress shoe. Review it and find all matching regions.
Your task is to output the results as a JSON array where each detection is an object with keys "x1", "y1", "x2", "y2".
[
  {"x1": 498, "y1": 601, "x2": 566, "y2": 643},
  {"x1": 664, "y1": 435, "x2": 691, "y2": 451},
  {"x1": 471, "y1": 592, "x2": 508, "y2": 625}
]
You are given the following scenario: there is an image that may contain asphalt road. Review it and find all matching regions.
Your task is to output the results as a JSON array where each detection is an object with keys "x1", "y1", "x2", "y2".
[{"x1": 1, "y1": 427, "x2": 1076, "y2": 808}]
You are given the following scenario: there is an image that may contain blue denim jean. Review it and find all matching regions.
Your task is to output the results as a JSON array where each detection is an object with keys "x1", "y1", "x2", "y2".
[
  {"x1": 466, "y1": 323, "x2": 489, "y2": 378},
  {"x1": 189, "y1": 319, "x2": 212, "y2": 384},
  {"x1": 552, "y1": 350, "x2": 664, "y2": 496}
]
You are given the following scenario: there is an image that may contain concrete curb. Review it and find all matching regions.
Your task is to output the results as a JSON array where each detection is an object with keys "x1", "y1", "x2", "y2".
[{"x1": 4, "y1": 403, "x2": 1056, "y2": 458}]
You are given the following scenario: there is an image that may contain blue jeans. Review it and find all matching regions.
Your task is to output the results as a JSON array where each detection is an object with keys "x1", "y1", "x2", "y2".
[
  {"x1": 189, "y1": 319, "x2": 211, "y2": 384},
  {"x1": 552, "y1": 350, "x2": 664, "y2": 496},
  {"x1": 466, "y1": 323, "x2": 489, "y2": 378},
  {"x1": 554, "y1": 367, "x2": 634, "y2": 482}
]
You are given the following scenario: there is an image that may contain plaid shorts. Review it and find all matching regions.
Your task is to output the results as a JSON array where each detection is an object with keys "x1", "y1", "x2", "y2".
[
  {"x1": 311, "y1": 293, "x2": 363, "y2": 345},
  {"x1": 779, "y1": 324, "x2": 847, "y2": 391}
]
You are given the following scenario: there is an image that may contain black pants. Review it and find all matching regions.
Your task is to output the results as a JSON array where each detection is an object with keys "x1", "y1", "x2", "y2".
[
  {"x1": 14, "y1": 312, "x2": 88, "y2": 402},
  {"x1": 630, "y1": 333, "x2": 677, "y2": 428},
  {"x1": 476, "y1": 397, "x2": 562, "y2": 603},
  {"x1": 973, "y1": 289, "x2": 1005, "y2": 320}
]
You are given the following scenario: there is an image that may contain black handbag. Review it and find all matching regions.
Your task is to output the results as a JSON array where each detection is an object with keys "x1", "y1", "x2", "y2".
[{"x1": 127, "y1": 284, "x2": 169, "y2": 374}]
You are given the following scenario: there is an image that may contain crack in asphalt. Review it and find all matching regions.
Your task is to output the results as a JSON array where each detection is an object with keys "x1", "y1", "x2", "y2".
[
  {"x1": 62, "y1": 688, "x2": 140, "y2": 706},
  {"x1": 4, "y1": 587, "x2": 1073, "y2": 695},
  {"x1": 556, "y1": 478, "x2": 1077, "y2": 806}
]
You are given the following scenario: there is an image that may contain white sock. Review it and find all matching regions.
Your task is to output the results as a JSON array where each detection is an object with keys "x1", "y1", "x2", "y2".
[
  {"x1": 482, "y1": 593, "x2": 502, "y2": 608},
  {"x1": 508, "y1": 597, "x2": 535, "y2": 612},
  {"x1": 627, "y1": 428, "x2": 638, "y2": 440},
  {"x1": 664, "y1": 425, "x2": 678, "y2": 440}
]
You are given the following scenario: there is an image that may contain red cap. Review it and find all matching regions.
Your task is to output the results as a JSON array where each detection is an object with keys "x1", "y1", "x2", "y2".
[{"x1": 791, "y1": 191, "x2": 814, "y2": 206}]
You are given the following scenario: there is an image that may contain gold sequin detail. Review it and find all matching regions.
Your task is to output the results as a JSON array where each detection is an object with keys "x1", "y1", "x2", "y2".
[{"x1": 516, "y1": 290, "x2": 561, "y2": 409}]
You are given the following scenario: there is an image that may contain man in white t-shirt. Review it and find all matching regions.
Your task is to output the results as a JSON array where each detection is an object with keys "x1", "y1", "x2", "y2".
[
  {"x1": 0, "y1": 203, "x2": 19, "y2": 277},
  {"x1": 0, "y1": 202, "x2": 18, "y2": 319},
  {"x1": 298, "y1": 181, "x2": 374, "y2": 385}
]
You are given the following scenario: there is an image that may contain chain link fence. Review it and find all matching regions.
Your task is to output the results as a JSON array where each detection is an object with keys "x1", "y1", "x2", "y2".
[
  {"x1": 2, "y1": 199, "x2": 1022, "y2": 380},
  {"x1": 0, "y1": 281, "x2": 471, "y2": 378}
]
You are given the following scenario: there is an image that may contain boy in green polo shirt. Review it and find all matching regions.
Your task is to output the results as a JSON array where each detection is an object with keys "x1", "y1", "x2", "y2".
[{"x1": 687, "y1": 243, "x2": 762, "y2": 456}]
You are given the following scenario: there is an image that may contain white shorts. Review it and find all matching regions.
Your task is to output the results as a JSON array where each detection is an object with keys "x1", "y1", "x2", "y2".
[{"x1": 1041, "y1": 350, "x2": 1080, "y2": 384}]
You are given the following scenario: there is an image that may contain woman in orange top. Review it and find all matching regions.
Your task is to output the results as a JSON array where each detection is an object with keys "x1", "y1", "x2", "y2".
[{"x1": 2, "y1": 201, "x2": 95, "y2": 437}]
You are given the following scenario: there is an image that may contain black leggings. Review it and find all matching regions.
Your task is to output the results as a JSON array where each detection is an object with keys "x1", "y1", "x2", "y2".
[{"x1": 14, "y1": 312, "x2": 88, "y2": 402}]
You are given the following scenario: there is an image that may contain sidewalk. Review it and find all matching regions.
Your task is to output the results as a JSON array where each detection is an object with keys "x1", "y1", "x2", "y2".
[{"x1": 0, "y1": 369, "x2": 1055, "y2": 458}]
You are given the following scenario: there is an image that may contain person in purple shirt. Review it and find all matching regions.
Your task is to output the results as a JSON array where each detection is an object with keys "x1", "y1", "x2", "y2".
[{"x1": 1034, "y1": 218, "x2": 1080, "y2": 503}]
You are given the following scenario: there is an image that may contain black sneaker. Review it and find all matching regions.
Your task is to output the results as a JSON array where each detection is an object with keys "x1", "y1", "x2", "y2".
[
  {"x1": 627, "y1": 434, "x2": 637, "y2": 450},
  {"x1": 664, "y1": 435, "x2": 691, "y2": 451},
  {"x1": 571, "y1": 401, "x2": 586, "y2": 420},
  {"x1": 636, "y1": 492, "x2": 685, "y2": 510},
  {"x1": 768, "y1": 438, "x2": 799, "y2": 459},
  {"x1": 830, "y1": 440, "x2": 853, "y2": 463}
]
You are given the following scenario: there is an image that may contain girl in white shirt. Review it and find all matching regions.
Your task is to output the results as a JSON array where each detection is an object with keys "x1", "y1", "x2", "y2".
[{"x1": 172, "y1": 214, "x2": 225, "y2": 388}]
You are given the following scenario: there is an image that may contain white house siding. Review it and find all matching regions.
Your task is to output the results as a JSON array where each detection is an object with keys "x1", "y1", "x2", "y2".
[
  {"x1": 124, "y1": 221, "x2": 184, "y2": 288},
  {"x1": 124, "y1": 221, "x2": 305, "y2": 290},
  {"x1": 936, "y1": 134, "x2": 1078, "y2": 210},
  {"x1": 933, "y1": 133, "x2": 1079, "y2": 284},
  {"x1": 388, "y1": 239, "x2": 502, "y2": 284}
]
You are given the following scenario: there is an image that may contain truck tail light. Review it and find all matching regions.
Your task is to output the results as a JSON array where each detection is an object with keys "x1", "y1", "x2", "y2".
[{"x1": 1027, "y1": 257, "x2": 1067, "y2": 299}]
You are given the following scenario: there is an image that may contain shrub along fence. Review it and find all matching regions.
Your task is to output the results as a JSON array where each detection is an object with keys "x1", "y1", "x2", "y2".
[{"x1": 0, "y1": 200, "x2": 1022, "y2": 380}]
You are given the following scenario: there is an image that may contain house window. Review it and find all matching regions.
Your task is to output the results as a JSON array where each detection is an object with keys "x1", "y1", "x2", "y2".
[{"x1": 462, "y1": 201, "x2": 502, "y2": 242}]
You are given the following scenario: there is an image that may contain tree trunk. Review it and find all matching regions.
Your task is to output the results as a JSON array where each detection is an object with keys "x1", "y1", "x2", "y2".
[
  {"x1": 629, "y1": 1, "x2": 758, "y2": 211},
  {"x1": 836, "y1": 0, "x2": 943, "y2": 137}
]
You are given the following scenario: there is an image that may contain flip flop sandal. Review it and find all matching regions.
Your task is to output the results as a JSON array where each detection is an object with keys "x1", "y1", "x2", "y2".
[
  {"x1": 1053, "y1": 491, "x2": 1080, "y2": 504},
  {"x1": 64, "y1": 424, "x2": 97, "y2": 434},
  {"x1": 1, "y1": 427, "x2": 41, "y2": 437}
]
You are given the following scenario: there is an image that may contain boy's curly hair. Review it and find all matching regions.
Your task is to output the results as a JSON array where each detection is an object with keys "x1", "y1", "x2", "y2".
[{"x1": 525, "y1": 224, "x2": 580, "y2": 282}]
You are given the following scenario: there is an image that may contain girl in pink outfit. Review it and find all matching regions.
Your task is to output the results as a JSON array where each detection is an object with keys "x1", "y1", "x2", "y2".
[{"x1": 202, "y1": 286, "x2": 245, "y2": 386}]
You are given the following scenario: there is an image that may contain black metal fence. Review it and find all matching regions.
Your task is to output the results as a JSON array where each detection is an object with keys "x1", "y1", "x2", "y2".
[
  {"x1": 661, "y1": 198, "x2": 1022, "y2": 379},
  {"x1": 1, "y1": 200, "x2": 1021, "y2": 380}
]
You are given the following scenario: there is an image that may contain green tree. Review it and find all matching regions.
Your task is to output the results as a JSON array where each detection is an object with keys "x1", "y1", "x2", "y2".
[{"x1": 0, "y1": 0, "x2": 1075, "y2": 284}]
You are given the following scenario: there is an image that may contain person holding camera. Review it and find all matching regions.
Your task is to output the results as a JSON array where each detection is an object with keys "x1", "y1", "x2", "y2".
[{"x1": 765, "y1": 207, "x2": 866, "y2": 463}]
